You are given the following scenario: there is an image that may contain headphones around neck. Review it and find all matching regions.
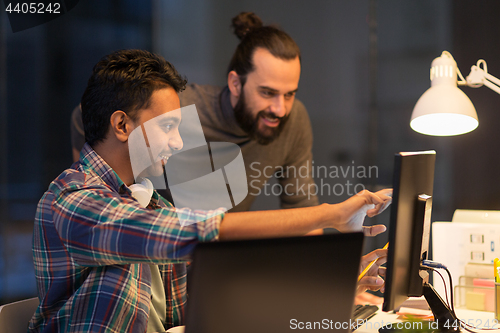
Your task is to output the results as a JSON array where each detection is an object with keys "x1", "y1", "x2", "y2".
[{"x1": 129, "y1": 178, "x2": 154, "y2": 208}]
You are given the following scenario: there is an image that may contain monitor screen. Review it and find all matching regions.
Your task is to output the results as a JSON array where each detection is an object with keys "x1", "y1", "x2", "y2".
[{"x1": 382, "y1": 150, "x2": 436, "y2": 312}]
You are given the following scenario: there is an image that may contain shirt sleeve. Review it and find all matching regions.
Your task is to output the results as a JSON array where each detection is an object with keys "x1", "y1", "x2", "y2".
[
  {"x1": 50, "y1": 172, "x2": 224, "y2": 267},
  {"x1": 278, "y1": 101, "x2": 320, "y2": 209}
]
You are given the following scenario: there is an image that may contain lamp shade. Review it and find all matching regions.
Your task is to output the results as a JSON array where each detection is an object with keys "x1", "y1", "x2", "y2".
[
  {"x1": 410, "y1": 85, "x2": 478, "y2": 136},
  {"x1": 410, "y1": 51, "x2": 479, "y2": 136}
]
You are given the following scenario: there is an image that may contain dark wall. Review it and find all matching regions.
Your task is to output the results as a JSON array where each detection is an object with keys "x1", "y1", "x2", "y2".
[
  {"x1": 1, "y1": 0, "x2": 500, "y2": 304},
  {"x1": 0, "y1": 0, "x2": 152, "y2": 303},
  {"x1": 452, "y1": 0, "x2": 500, "y2": 210}
]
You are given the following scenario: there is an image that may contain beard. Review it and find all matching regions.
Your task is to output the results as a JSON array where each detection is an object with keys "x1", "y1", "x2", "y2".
[{"x1": 233, "y1": 89, "x2": 290, "y2": 145}]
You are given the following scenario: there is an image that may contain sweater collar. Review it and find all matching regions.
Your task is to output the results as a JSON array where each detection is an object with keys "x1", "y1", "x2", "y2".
[{"x1": 219, "y1": 86, "x2": 249, "y2": 138}]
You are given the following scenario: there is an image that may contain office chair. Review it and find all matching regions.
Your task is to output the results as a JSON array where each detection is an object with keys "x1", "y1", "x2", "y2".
[{"x1": 0, "y1": 297, "x2": 38, "y2": 333}]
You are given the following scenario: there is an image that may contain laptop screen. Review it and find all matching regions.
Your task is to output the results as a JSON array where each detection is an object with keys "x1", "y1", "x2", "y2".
[{"x1": 185, "y1": 232, "x2": 364, "y2": 333}]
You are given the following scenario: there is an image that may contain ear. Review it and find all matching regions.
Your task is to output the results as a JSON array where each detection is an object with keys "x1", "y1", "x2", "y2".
[
  {"x1": 227, "y1": 70, "x2": 242, "y2": 98},
  {"x1": 109, "y1": 110, "x2": 133, "y2": 143}
]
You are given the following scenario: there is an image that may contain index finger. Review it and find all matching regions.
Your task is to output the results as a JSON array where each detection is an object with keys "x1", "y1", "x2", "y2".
[
  {"x1": 362, "y1": 225, "x2": 387, "y2": 237},
  {"x1": 376, "y1": 188, "x2": 393, "y2": 198},
  {"x1": 362, "y1": 248, "x2": 388, "y2": 263}
]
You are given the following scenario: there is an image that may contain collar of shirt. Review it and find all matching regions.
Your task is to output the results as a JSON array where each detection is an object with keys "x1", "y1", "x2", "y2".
[
  {"x1": 79, "y1": 142, "x2": 125, "y2": 191},
  {"x1": 79, "y1": 143, "x2": 173, "y2": 210}
]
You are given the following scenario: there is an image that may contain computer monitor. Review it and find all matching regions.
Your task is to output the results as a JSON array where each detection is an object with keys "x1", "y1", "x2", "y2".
[{"x1": 382, "y1": 151, "x2": 458, "y2": 331}]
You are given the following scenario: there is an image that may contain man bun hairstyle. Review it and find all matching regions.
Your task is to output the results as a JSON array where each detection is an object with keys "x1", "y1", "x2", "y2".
[
  {"x1": 228, "y1": 12, "x2": 301, "y2": 85},
  {"x1": 81, "y1": 49, "x2": 187, "y2": 147},
  {"x1": 231, "y1": 12, "x2": 263, "y2": 40}
]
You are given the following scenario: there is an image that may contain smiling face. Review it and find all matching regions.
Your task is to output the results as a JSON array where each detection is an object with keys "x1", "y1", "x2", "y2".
[
  {"x1": 231, "y1": 48, "x2": 301, "y2": 144},
  {"x1": 133, "y1": 87, "x2": 183, "y2": 176}
]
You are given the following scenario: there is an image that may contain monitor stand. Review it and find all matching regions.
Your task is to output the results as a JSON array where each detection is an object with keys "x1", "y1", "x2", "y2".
[
  {"x1": 379, "y1": 283, "x2": 459, "y2": 333},
  {"x1": 422, "y1": 283, "x2": 459, "y2": 332}
]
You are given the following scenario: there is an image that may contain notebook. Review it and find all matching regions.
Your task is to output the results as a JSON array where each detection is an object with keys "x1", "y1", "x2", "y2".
[{"x1": 184, "y1": 232, "x2": 365, "y2": 333}]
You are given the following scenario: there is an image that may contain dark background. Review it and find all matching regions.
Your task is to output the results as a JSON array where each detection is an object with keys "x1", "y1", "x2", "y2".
[{"x1": 0, "y1": 0, "x2": 499, "y2": 304}]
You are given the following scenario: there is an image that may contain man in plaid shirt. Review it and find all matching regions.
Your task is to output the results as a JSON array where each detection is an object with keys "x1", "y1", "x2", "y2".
[{"x1": 29, "y1": 49, "x2": 391, "y2": 333}]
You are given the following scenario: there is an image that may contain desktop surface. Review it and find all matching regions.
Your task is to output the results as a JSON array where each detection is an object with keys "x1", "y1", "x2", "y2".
[{"x1": 356, "y1": 308, "x2": 500, "y2": 333}]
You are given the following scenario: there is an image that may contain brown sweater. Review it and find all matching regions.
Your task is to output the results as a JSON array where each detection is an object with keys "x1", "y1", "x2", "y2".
[{"x1": 179, "y1": 84, "x2": 318, "y2": 211}]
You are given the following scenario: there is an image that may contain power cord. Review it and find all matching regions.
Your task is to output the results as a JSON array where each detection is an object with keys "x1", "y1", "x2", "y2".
[{"x1": 421, "y1": 260, "x2": 499, "y2": 332}]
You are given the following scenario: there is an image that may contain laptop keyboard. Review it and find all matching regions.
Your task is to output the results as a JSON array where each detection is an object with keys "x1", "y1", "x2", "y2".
[{"x1": 351, "y1": 304, "x2": 378, "y2": 330}]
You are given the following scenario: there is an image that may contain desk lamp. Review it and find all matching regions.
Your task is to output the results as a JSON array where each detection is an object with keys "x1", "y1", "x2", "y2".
[{"x1": 410, "y1": 51, "x2": 500, "y2": 136}]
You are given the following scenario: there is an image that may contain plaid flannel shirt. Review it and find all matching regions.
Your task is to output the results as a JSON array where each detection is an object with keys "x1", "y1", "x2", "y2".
[{"x1": 29, "y1": 143, "x2": 224, "y2": 333}]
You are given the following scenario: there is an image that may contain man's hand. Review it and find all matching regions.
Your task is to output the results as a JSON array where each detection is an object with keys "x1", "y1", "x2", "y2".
[
  {"x1": 335, "y1": 189, "x2": 392, "y2": 236},
  {"x1": 356, "y1": 248, "x2": 387, "y2": 295}
]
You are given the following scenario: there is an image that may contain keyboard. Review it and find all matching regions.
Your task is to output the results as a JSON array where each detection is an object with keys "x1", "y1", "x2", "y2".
[{"x1": 352, "y1": 304, "x2": 379, "y2": 330}]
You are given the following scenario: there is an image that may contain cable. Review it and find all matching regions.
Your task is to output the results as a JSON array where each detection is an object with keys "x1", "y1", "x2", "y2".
[
  {"x1": 421, "y1": 261, "x2": 452, "y2": 308},
  {"x1": 443, "y1": 267, "x2": 455, "y2": 314},
  {"x1": 421, "y1": 260, "x2": 499, "y2": 332},
  {"x1": 422, "y1": 260, "x2": 448, "y2": 269},
  {"x1": 436, "y1": 269, "x2": 450, "y2": 309}
]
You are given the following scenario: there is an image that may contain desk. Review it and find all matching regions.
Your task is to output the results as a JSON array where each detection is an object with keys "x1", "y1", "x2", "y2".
[
  {"x1": 165, "y1": 310, "x2": 499, "y2": 333},
  {"x1": 356, "y1": 308, "x2": 500, "y2": 332}
]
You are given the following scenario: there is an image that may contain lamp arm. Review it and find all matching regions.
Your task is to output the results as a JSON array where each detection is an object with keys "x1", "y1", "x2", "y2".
[
  {"x1": 483, "y1": 72, "x2": 500, "y2": 94},
  {"x1": 466, "y1": 60, "x2": 500, "y2": 95},
  {"x1": 483, "y1": 79, "x2": 500, "y2": 95}
]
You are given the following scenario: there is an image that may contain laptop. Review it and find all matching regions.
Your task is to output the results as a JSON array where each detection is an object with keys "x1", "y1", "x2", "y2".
[{"x1": 184, "y1": 232, "x2": 364, "y2": 333}]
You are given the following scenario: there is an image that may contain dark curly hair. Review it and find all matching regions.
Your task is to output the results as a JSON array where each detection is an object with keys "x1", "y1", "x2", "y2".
[
  {"x1": 81, "y1": 49, "x2": 187, "y2": 146},
  {"x1": 228, "y1": 12, "x2": 301, "y2": 85}
]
